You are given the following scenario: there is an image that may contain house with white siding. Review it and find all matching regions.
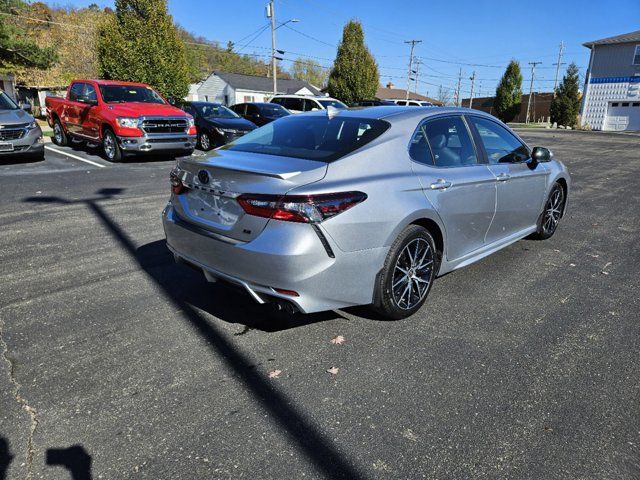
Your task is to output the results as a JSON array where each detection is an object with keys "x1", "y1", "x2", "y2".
[{"x1": 187, "y1": 71, "x2": 322, "y2": 106}]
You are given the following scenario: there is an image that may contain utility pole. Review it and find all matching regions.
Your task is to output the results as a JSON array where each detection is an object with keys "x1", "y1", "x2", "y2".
[
  {"x1": 552, "y1": 41, "x2": 565, "y2": 97},
  {"x1": 454, "y1": 68, "x2": 462, "y2": 106},
  {"x1": 526, "y1": 61, "x2": 542, "y2": 123},
  {"x1": 468, "y1": 71, "x2": 476, "y2": 109},
  {"x1": 267, "y1": 0, "x2": 277, "y2": 97},
  {"x1": 404, "y1": 40, "x2": 422, "y2": 100},
  {"x1": 413, "y1": 59, "x2": 421, "y2": 94}
]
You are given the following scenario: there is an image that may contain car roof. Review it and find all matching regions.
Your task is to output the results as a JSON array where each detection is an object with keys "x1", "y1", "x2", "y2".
[
  {"x1": 78, "y1": 79, "x2": 152, "y2": 87},
  {"x1": 189, "y1": 101, "x2": 223, "y2": 106},
  {"x1": 272, "y1": 94, "x2": 341, "y2": 101},
  {"x1": 300, "y1": 106, "x2": 498, "y2": 122}
]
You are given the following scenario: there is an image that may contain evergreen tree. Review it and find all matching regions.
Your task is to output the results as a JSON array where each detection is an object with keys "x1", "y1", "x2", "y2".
[
  {"x1": 97, "y1": 0, "x2": 189, "y2": 99},
  {"x1": 327, "y1": 20, "x2": 378, "y2": 103},
  {"x1": 550, "y1": 63, "x2": 581, "y2": 127},
  {"x1": 494, "y1": 60, "x2": 523, "y2": 122},
  {"x1": 0, "y1": 0, "x2": 57, "y2": 71}
]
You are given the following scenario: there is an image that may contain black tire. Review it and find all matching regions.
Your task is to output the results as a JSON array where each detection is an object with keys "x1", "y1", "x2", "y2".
[
  {"x1": 52, "y1": 118, "x2": 68, "y2": 146},
  {"x1": 102, "y1": 127, "x2": 122, "y2": 162},
  {"x1": 198, "y1": 131, "x2": 213, "y2": 151},
  {"x1": 372, "y1": 225, "x2": 437, "y2": 320},
  {"x1": 530, "y1": 182, "x2": 565, "y2": 240}
]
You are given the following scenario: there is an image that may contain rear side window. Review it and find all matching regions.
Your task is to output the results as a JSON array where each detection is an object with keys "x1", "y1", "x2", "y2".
[
  {"x1": 418, "y1": 116, "x2": 478, "y2": 167},
  {"x1": 222, "y1": 115, "x2": 390, "y2": 162},
  {"x1": 69, "y1": 83, "x2": 85, "y2": 102},
  {"x1": 468, "y1": 116, "x2": 529, "y2": 164},
  {"x1": 284, "y1": 97, "x2": 304, "y2": 111},
  {"x1": 271, "y1": 98, "x2": 285, "y2": 106}
]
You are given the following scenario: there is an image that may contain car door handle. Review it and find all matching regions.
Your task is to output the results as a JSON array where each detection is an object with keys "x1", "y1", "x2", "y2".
[
  {"x1": 496, "y1": 173, "x2": 511, "y2": 182},
  {"x1": 430, "y1": 179, "x2": 452, "y2": 190}
]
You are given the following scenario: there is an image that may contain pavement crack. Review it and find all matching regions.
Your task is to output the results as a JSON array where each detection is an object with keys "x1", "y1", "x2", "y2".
[{"x1": 0, "y1": 319, "x2": 39, "y2": 480}]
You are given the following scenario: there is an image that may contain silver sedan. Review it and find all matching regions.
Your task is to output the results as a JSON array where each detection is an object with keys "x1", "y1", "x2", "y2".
[{"x1": 163, "y1": 106, "x2": 570, "y2": 319}]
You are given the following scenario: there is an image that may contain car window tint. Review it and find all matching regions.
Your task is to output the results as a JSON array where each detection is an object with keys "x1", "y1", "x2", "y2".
[
  {"x1": 69, "y1": 83, "x2": 84, "y2": 102},
  {"x1": 469, "y1": 116, "x2": 529, "y2": 164},
  {"x1": 284, "y1": 98, "x2": 304, "y2": 111},
  {"x1": 409, "y1": 125, "x2": 435, "y2": 165},
  {"x1": 246, "y1": 104, "x2": 258, "y2": 115},
  {"x1": 222, "y1": 116, "x2": 390, "y2": 162},
  {"x1": 423, "y1": 116, "x2": 478, "y2": 167},
  {"x1": 84, "y1": 84, "x2": 97, "y2": 102},
  {"x1": 271, "y1": 98, "x2": 284, "y2": 106},
  {"x1": 303, "y1": 99, "x2": 318, "y2": 111}
]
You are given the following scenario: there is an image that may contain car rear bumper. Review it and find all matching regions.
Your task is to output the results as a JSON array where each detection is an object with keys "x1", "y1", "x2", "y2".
[
  {"x1": 162, "y1": 203, "x2": 388, "y2": 313},
  {"x1": 118, "y1": 134, "x2": 196, "y2": 153}
]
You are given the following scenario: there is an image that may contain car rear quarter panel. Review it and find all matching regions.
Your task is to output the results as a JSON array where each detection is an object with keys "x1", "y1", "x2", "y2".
[{"x1": 288, "y1": 125, "x2": 445, "y2": 253}]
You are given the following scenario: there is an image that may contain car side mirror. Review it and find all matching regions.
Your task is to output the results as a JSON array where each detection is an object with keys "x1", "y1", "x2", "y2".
[
  {"x1": 531, "y1": 146, "x2": 553, "y2": 163},
  {"x1": 20, "y1": 102, "x2": 32, "y2": 113}
]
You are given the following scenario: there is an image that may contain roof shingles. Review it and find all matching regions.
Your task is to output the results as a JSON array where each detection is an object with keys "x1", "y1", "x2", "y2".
[{"x1": 215, "y1": 72, "x2": 321, "y2": 95}]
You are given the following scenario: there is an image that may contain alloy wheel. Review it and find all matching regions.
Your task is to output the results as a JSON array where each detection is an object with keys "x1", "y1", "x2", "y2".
[
  {"x1": 542, "y1": 187, "x2": 564, "y2": 235},
  {"x1": 199, "y1": 132, "x2": 210, "y2": 150},
  {"x1": 53, "y1": 123, "x2": 62, "y2": 144},
  {"x1": 392, "y1": 238, "x2": 434, "y2": 310},
  {"x1": 104, "y1": 132, "x2": 116, "y2": 160}
]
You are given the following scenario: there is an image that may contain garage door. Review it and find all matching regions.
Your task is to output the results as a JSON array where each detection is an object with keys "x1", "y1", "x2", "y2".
[{"x1": 604, "y1": 102, "x2": 640, "y2": 131}]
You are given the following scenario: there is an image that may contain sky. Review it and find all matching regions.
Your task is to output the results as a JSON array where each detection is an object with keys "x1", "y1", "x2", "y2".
[{"x1": 42, "y1": 0, "x2": 640, "y2": 99}]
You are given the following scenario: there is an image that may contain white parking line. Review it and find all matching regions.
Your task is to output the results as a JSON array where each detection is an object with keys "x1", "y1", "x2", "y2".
[{"x1": 45, "y1": 146, "x2": 106, "y2": 168}]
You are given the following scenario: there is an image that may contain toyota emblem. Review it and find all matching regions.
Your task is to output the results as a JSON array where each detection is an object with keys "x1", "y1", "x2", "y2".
[{"x1": 197, "y1": 170, "x2": 210, "y2": 184}]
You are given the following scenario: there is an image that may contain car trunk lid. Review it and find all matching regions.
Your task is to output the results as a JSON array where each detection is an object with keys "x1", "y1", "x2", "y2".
[{"x1": 172, "y1": 150, "x2": 327, "y2": 242}]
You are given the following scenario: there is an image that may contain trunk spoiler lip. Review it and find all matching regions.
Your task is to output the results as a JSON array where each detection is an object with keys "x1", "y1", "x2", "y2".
[{"x1": 180, "y1": 151, "x2": 327, "y2": 180}]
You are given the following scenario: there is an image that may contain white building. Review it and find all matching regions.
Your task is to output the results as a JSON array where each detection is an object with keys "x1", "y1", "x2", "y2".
[
  {"x1": 188, "y1": 71, "x2": 321, "y2": 106},
  {"x1": 581, "y1": 30, "x2": 640, "y2": 131}
]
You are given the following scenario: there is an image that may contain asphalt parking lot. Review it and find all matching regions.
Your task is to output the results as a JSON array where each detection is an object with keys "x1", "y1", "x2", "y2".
[{"x1": 1, "y1": 130, "x2": 639, "y2": 479}]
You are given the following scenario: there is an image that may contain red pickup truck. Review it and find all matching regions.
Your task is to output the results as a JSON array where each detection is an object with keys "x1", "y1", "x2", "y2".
[{"x1": 46, "y1": 79, "x2": 197, "y2": 161}]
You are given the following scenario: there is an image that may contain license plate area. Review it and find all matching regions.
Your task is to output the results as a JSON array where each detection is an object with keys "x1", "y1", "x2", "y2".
[
  {"x1": 182, "y1": 189, "x2": 242, "y2": 227},
  {"x1": 0, "y1": 142, "x2": 14, "y2": 152}
]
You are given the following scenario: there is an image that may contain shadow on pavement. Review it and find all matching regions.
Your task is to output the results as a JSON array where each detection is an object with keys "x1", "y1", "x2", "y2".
[
  {"x1": 0, "y1": 153, "x2": 44, "y2": 165},
  {"x1": 47, "y1": 445, "x2": 92, "y2": 480},
  {"x1": 0, "y1": 438, "x2": 11, "y2": 480},
  {"x1": 23, "y1": 190, "x2": 365, "y2": 480}
]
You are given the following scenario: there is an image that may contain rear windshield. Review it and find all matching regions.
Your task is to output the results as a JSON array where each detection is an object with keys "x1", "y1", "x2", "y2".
[
  {"x1": 195, "y1": 103, "x2": 239, "y2": 119},
  {"x1": 318, "y1": 99, "x2": 347, "y2": 109},
  {"x1": 99, "y1": 85, "x2": 165, "y2": 104},
  {"x1": 221, "y1": 115, "x2": 390, "y2": 162}
]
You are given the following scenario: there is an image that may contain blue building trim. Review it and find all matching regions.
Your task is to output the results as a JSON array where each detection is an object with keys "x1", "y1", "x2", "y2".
[{"x1": 589, "y1": 76, "x2": 640, "y2": 84}]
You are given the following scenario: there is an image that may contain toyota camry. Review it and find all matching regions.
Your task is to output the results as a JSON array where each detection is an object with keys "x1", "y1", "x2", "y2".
[{"x1": 163, "y1": 106, "x2": 570, "y2": 319}]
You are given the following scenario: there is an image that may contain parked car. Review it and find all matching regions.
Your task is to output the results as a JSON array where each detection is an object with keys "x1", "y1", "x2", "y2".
[
  {"x1": 181, "y1": 101, "x2": 257, "y2": 151},
  {"x1": 45, "y1": 80, "x2": 197, "y2": 161},
  {"x1": 270, "y1": 95, "x2": 347, "y2": 113},
  {"x1": 163, "y1": 107, "x2": 569, "y2": 319},
  {"x1": 0, "y1": 91, "x2": 44, "y2": 161},
  {"x1": 229, "y1": 102, "x2": 290, "y2": 126},
  {"x1": 350, "y1": 99, "x2": 397, "y2": 107},
  {"x1": 394, "y1": 100, "x2": 435, "y2": 107}
]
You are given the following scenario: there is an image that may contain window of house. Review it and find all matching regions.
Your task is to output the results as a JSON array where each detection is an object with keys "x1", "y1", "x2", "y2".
[
  {"x1": 633, "y1": 103, "x2": 640, "y2": 107},
  {"x1": 612, "y1": 102, "x2": 619, "y2": 107},
  {"x1": 243, "y1": 95, "x2": 255, "y2": 102},
  {"x1": 622, "y1": 102, "x2": 630, "y2": 107},
  {"x1": 633, "y1": 45, "x2": 640, "y2": 65}
]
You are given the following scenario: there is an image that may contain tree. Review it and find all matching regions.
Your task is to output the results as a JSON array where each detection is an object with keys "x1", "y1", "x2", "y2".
[
  {"x1": 494, "y1": 60, "x2": 523, "y2": 123},
  {"x1": 291, "y1": 58, "x2": 326, "y2": 88},
  {"x1": 16, "y1": 4, "x2": 106, "y2": 87},
  {"x1": 436, "y1": 85, "x2": 452, "y2": 106},
  {"x1": 550, "y1": 63, "x2": 581, "y2": 127},
  {"x1": 97, "y1": 0, "x2": 189, "y2": 99},
  {"x1": 327, "y1": 20, "x2": 378, "y2": 104},
  {"x1": 0, "y1": 0, "x2": 57, "y2": 72}
]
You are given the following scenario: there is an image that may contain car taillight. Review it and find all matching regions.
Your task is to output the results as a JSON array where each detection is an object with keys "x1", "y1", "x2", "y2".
[
  {"x1": 237, "y1": 191, "x2": 367, "y2": 223},
  {"x1": 170, "y1": 167, "x2": 187, "y2": 195}
]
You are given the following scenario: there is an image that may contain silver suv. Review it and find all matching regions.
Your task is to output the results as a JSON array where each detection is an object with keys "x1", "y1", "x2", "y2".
[
  {"x1": 270, "y1": 95, "x2": 347, "y2": 114},
  {"x1": 163, "y1": 107, "x2": 569, "y2": 319},
  {"x1": 0, "y1": 91, "x2": 44, "y2": 160}
]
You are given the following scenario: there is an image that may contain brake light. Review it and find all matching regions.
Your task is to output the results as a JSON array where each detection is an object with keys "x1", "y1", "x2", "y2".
[
  {"x1": 170, "y1": 167, "x2": 187, "y2": 195},
  {"x1": 237, "y1": 191, "x2": 367, "y2": 223}
]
